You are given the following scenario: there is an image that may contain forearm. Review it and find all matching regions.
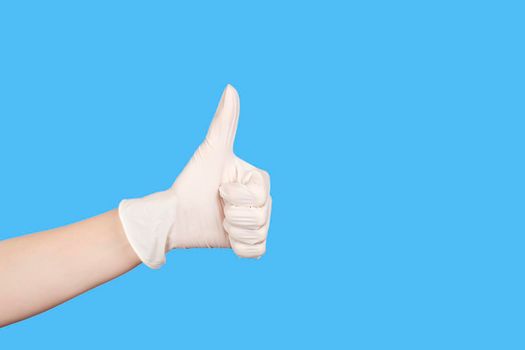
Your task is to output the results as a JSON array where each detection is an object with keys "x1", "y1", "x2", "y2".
[
  {"x1": 0, "y1": 85, "x2": 271, "y2": 328},
  {"x1": 0, "y1": 210, "x2": 140, "y2": 327}
]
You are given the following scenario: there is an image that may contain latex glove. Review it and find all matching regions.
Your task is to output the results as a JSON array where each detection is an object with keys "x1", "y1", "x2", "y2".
[{"x1": 118, "y1": 85, "x2": 272, "y2": 268}]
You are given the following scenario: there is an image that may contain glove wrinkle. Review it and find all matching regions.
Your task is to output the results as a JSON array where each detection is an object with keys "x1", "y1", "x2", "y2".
[{"x1": 118, "y1": 85, "x2": 272, "y2": 268}]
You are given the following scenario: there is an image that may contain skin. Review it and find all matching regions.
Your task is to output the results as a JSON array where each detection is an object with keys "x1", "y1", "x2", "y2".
[
  {"x1": 0, "y1": 210, "x2": 140, "y2": 327},
  {"x1": 0, "y1": 86, "x2": 271, "y2": 328}
]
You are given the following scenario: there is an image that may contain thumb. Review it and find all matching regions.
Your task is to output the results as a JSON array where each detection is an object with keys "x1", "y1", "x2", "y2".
[{"x1": 205, "y1": 84, "x2": 240, "y2": 149}]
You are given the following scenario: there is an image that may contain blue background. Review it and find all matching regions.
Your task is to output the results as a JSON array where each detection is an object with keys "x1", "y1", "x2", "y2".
[{"x1": 0, "y1": 1, "x2": 523, "y2": 348}]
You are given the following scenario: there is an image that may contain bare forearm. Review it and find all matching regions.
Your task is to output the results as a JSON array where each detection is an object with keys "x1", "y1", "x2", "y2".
[
  {"x1": 0, "y1": 85, "x2": 272, "y2": 328},
  {"x1": 0, "y1": 210, "x2": 140, "y2": 327}
]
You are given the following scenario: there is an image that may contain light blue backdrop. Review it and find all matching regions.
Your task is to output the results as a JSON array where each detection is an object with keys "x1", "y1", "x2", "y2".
[{"x1": 0, "y1": 1, "x2": 523, "y2": 348}]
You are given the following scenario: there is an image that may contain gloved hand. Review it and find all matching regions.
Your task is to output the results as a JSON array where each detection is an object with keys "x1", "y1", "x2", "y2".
[{"x1": 118, "y1": 85, "x2": 272, "y2": 268}]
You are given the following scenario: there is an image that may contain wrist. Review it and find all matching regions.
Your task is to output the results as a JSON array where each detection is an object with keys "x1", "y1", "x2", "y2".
[{"x1": 118, "y1": 189, "x2": 177, "y2": 269}]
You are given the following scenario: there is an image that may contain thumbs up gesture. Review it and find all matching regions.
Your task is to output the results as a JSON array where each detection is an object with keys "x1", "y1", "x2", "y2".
[{"x1": 119, "y1": 85, "x2": 272, "y2": 269}]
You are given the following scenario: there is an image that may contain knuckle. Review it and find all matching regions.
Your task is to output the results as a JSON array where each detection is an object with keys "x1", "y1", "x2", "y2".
[
  {"x1": 252, "y1": 242, "x2": 267, "y2": 257},
  {"x1": 259, "y1": 169, "x2": 271, "y2": 189},
  {"x1": 255, "y1": 207, "x2": 267, "y2": 227},
  {"x1": 260, "y1": 169, "x2": 271, "y2": 182},
  {"x1": 257, "y1": 225, "x2": 269, "y2": 241}
]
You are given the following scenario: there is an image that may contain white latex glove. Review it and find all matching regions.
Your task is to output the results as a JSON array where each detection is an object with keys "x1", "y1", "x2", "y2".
[{"x1": 118, "y1": 85, "x2": 272, "y2": 268}]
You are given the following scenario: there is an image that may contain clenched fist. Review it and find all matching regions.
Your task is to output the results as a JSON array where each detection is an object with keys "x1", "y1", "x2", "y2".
[{"x1": 119, "y1": 85, "x2": 272, "y2": 268}]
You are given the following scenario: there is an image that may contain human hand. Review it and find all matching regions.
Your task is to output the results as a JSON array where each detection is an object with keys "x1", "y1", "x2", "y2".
[{"x1": 119, "y1": 85, "x2": 272, "y2": 268}]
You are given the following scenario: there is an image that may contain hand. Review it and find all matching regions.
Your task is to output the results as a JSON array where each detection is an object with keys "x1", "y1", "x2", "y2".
[{"x1": 119, "y1": 85, "x2": 272, "y2": 268}]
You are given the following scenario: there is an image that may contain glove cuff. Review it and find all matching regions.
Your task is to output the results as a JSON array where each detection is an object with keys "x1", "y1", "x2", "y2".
[{"x1": 118, "y1": 190, "x2": 177, "y2": 269}]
